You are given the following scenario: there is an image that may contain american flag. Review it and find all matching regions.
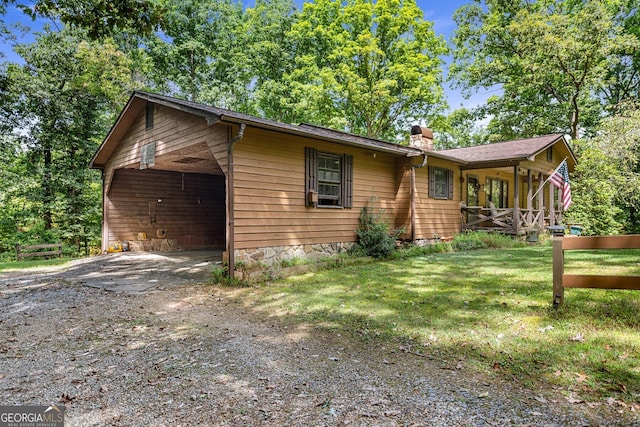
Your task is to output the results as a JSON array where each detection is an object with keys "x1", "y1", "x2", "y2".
[{"x1": 550, "y1": 160, "x2": 572, "y2": 210}]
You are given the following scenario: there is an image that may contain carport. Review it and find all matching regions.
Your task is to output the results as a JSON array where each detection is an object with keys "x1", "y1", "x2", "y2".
[{"x1": 90, "y1": 93, "x2": 231, "y2": 254}]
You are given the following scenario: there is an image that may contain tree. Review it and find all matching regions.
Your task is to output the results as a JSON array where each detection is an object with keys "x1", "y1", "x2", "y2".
[
  {"x1": 602, "y1": 0, "x2": 640, "y2": 113},
  {"x1": 286, "y1": 0, "x2": 447, "y2": 141},
  {"x1": 2, "y1": 0, "x2": 163, "y2": 38},
  {"x1": 142, "y1": 0, "x2": 248, "y2": 109},
  {"x1": 434, "y1": 107, "x2": 489, "y2": 149},
  {"x1": 240, "y1": 0, "x2": 298, "y2": 121},
  {"x1": 2, "y1": 28, "x2": 132, "y2": 248},
  {"x1": 565, "y1": 104, "x2": 640, "y2": 235},
  {"x1": 451, "y1": 0, "x2": 638, "y2": 140}
]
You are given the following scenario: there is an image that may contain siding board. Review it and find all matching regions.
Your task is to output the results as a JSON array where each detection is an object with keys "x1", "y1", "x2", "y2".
[{"x1": 232, "y1": 129, "x2": 401, "y2": 249}]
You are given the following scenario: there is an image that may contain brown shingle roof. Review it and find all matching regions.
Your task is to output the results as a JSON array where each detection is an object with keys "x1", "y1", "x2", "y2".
[
  {"x1": 134, "y1": 92, "x2": 423, "y2": 157},
  {"x1": 435, "y1": 134, "x2": 567, "y2": 163}
]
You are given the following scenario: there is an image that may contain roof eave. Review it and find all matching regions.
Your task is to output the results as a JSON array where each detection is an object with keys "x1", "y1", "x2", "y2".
[
  {"x1": 89, "y1": 92, "x2": 137, "y2": 169},
  {"x1": 217, "y1": 115, "x2": 423, "y2": 157}
]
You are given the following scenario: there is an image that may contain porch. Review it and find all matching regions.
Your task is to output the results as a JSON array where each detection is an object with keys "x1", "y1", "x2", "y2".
[
  {"x1": 461, "y1": 206, "x2": 564, "y2": 235},
  {"x1": 459, "y1": 162, "x2": 567, "y2": 236}
]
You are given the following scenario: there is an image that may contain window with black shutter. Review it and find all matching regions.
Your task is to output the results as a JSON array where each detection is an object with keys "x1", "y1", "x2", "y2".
[
  {"x1": 305, "y1": 147, "x2": 353, "y2": 208},
  {"x1": 428, "y1": 166, "x2": 454, "y2": 200}
]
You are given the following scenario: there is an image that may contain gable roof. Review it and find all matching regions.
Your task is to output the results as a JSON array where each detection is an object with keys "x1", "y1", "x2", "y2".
[
  {"x1": 91, "y1": 91, "x2": 575, "y2": 171},
  {"x1": 435, "y1": 134, "x2": 577, "y2": 169},
  {"x1": 91, "y1": 91, "x2": 430, "y2": 169}
]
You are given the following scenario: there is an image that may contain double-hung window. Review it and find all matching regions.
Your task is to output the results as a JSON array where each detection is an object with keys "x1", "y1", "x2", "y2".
[
  {"x1": 428, "y1": 166, "x2": 454, "y2": 200},
  {"x1": 318, "y1": 154, "x2": 341, "y2": 205},
  {"x1": 305, "y1": 147, "x2": 353, "y2": 208}
]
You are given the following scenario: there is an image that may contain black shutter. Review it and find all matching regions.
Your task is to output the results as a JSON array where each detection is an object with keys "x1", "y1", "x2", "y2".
[
  {"x1": 428, "y1": 166, "x2": 435, "y2": 198},
  {"x1": 305, "y1": 147, "x2": 318, "y2": 207},
  {"x1": 341, "y1": 153, "x2": 353, "y2": 208},
  {"x1": 448, "y1": 169, "x2": 454, "y2": 200}
]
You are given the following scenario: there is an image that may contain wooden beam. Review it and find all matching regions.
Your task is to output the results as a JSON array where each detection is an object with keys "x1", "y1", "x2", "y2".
[
  {"x1": 564, "y1": 275, "x2": 640, "y2": 290},
  {"x1": 527, "y1": 169, "x2": 533, "y2": 225},
  {"x1": 537, "y1": 172, "x2": 544, "y2": 229},
  {"x1": 460, "y1": 160, "x2": 522, "y2": 170},
  {"x1": 513, "y1": 165, "x2": 520, "y2": 235},
  {"x1": 562, "y1": 235, "x2": 640, "y2": 250},
  {"x1": 549, "y1": 182, "x2": 555, "y2": 225},
  {"x1": 552, "y1": 238, "x2": 564, "y2": 307}
]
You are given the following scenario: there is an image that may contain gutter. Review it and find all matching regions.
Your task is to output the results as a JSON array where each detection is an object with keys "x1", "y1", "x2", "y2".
[
  {"x1": 226, "y1": 123, "x2": 246, "y2": 279},
  {"x1": 410, "y1": 153, "x2": 428, "y2": 242}
]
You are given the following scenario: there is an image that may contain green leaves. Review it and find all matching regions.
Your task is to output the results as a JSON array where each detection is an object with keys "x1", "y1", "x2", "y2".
[
  {"x1": 1, "y1": 28, "x2": 129, "y2": 249},
  {"x1": 566, "y1": 105, "x2": 640, "y2": 234},
  {"x1": 451, "y1": 0, "x2": 639, "y2": 140},
  {"x1": 286, "y1": 0, "x2": 447, "y2": 141},
  {"x1": 14, "y1": 0, "x2": 164, "y2": 39}
]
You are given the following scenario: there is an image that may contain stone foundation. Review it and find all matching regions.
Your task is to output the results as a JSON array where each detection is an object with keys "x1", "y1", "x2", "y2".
[{"x1": 235, "y1": 242, "x2": 354, "y2": 268}]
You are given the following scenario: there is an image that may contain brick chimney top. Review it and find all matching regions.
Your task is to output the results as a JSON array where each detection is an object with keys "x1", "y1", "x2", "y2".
[{"x1": 409, "y1": 125, "x2": 434, "y2": 151}]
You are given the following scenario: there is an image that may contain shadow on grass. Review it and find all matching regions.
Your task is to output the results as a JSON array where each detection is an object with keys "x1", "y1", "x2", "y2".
[{"x1": 234, "y1": 246, "x2": 640, "y2": 402}]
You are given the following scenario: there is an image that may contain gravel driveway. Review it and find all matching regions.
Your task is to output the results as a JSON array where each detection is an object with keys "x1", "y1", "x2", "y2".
[{"x1": 1, "y1": 254, "x2": 638, "y2": 426}]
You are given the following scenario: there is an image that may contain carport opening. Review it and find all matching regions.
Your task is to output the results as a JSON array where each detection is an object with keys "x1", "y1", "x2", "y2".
[{"x1": 107, "y1": 169, "x2": 226, "y2": 252}]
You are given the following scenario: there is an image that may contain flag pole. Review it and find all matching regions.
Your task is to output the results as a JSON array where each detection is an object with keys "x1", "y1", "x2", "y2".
[{"x1": 531, "y1": 157, "x2": 568, "y2": 200}]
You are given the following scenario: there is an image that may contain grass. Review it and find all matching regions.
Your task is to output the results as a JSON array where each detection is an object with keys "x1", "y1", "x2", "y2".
[
  {"x1": 0, "y1": 256, "x2": 71, "y2": 271},
  {"x1": 229, "y1": 242, "x2": 640, "y2": 404}
]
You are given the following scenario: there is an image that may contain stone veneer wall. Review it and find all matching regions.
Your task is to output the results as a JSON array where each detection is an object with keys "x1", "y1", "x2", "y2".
[{"x1": 235, "y1": 242, "x2": 354, "y2": 267}]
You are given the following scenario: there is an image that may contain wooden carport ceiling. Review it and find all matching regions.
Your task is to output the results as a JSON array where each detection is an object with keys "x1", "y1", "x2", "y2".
[{"x1": 125, "y1": 141, "x2": 223, "y2": 175}]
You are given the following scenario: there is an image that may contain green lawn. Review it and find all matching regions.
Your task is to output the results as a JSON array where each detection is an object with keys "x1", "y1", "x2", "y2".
[
  {"x1": 0, "y1": 256, "x2": 71, "y2": 271},
  {"x1": 230, "y1": 244, "x2": 640, "y2": 403}
]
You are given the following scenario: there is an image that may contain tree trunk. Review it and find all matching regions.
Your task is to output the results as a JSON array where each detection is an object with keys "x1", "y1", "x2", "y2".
[{"x1": 42, "y1": 145, "x2": 53, "y2": 230}]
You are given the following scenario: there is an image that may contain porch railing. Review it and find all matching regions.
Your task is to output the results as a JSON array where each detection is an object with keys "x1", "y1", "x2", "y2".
[{"x1": 461, "y1": 206, "x2": 563, "y2": 234}]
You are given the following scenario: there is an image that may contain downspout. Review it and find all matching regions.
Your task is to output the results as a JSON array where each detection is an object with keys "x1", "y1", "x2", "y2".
[
  {"x1": 410, "y1": 153, "x2": 428, "y2": 242},
  {"x1": 227, "y1": 123, "x2": 246, "y2": 279}
]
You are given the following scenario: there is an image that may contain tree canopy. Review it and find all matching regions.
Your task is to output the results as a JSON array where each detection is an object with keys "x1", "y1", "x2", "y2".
[
  {"x1": 285, "y1": 0, "x2": 447, "y2": 140},
  {"x1": 3, "y1": 0, "x2": 164, "y2": 38},
  {"x1": 450, "y1": 0, "x2": 639, "y2": 140},
  {"x1": 1, "y1": 0, "x2": 640, "y2": 251}
]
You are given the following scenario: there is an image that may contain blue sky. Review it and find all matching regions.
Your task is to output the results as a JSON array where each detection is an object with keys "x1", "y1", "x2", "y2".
[{"x1": 0, "y1": 0, "x2": 489, "y2": 111}]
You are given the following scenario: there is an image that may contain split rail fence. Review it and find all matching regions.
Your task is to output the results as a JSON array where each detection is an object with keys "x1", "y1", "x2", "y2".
[
  {"x1": 553, "y1": 235, "x2": 640, "y2": 307},
  {"x1": 15, "y1": 243, "x2": 63, "y2": 261}
]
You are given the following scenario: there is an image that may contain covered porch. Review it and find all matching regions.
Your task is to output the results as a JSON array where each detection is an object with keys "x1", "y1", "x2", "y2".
[
  {"x1": 460, "y1": 164, "x2": 565, "y2": 235},
  {"x1": 435, "y1": 134, "x2": 576, "y2": 237}
]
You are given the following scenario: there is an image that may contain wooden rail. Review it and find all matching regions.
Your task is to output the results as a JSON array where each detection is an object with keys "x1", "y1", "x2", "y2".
[
  {"x1": 553, "y1": 235, "x2": 640, "y2": 307},
  {"x1": 15, "y1": 243, "x2": 63, "y2": 261}
]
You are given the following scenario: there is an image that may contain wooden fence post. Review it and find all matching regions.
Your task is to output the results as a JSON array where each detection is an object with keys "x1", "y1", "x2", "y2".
[{"x1": 552, "y1": 237, "x2": 564, "y2": 307}]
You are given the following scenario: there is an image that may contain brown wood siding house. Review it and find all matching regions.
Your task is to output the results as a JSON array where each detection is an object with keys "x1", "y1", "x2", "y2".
[{"x1": 91, "y1": 91, "x2": 575, "y2": 273}]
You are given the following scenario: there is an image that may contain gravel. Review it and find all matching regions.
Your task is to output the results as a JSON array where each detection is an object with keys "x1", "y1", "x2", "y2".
[{"x1": 1, "y1": 258, "x2": 639, "y2": 426}]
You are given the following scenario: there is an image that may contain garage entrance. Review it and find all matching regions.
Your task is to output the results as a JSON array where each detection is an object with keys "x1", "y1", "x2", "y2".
[{"x1": 107, "y1": 169, "x2": 226, "y2": 252}]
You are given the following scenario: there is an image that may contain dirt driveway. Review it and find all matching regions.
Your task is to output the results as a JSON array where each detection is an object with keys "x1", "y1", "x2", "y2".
[{"x1": 0, "y1": 254, "x2": 638, "y2": 426}]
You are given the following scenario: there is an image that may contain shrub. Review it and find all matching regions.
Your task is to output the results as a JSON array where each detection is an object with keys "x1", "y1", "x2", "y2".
[
  {"x1": 451, "y1": 233, "x2": 488, "y2": 251},
  {"x1": 451, "y1": 231, "x2": 525, "y2": 252},
  {"x1": 210, "y1": 265, "x2": 248, "y2": 287},
  {"x1": 353, "y1": 205, "x2": 402, "y2": 258}
]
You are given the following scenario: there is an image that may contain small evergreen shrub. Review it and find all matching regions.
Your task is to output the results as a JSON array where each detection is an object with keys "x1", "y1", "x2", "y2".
[{"x1": 353, "y1": 205, "x2": 402, "y2": 258}]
